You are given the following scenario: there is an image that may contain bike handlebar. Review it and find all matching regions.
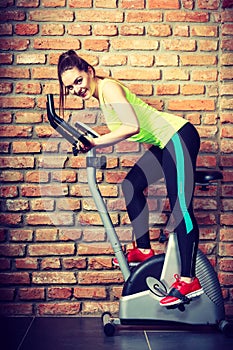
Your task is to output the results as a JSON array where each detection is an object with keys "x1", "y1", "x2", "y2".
[{"x1": 46, "y1": 94, "x2": 96, "y2": 148}]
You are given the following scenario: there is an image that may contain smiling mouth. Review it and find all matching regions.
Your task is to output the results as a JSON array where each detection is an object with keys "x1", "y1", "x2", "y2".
[{"x1": 78, "y1": 88, "x2": 87, "y2": 98}]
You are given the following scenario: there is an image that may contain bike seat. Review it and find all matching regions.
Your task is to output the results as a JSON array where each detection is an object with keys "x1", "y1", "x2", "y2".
[{"x1": 195, "y1": 170, "x2": 223, "y2": 185}]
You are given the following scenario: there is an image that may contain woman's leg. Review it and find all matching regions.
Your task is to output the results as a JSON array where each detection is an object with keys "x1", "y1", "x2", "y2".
[
  {"x1": 122, "y1": 146, "x2": 163, "y2": 249},
  {"x1": 162, "y1": 123, "x2": 200, "y2": 278}
]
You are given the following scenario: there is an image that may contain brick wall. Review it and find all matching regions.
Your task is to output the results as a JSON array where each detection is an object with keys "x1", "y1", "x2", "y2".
[{"x1": 0, "y1": 0, "x2": 232, "y2": 319}]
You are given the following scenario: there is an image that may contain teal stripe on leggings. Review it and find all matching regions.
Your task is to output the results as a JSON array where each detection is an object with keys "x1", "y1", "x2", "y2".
[{"x1": 171, "y1": 133, "x2": 193, "y2": 234}]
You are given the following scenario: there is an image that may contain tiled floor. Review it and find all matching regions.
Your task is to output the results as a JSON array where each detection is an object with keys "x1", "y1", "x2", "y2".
[{"x1": 1, "y1": 316, "x2": 232, "y2": 350}]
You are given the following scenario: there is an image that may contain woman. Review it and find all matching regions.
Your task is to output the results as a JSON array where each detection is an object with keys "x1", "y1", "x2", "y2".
[{"x1": 57, "y1": 50, "x2": 203, "y2": 307}]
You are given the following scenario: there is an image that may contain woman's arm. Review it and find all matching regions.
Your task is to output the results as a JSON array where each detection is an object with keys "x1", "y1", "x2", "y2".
[{"x1": 87, "y1": 80, "x2": 140, "y2": 149}]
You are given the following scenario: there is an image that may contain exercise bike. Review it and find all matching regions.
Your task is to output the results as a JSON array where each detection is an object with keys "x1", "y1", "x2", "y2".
[{"x1": 46, "y1": 94, "x2": 232, "y2": 337}]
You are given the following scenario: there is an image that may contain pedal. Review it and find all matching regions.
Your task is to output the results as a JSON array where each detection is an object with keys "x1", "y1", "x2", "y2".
[{"x1": 146, "y1": 277, "x2": 168, "y2": 297}]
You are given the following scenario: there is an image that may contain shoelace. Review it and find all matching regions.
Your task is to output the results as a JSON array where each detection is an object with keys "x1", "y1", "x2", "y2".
[{"x1": 173, "y1": 274, "x2": 185, "y2": 287}]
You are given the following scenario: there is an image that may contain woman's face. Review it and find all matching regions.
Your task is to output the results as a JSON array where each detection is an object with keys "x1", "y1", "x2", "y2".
[{"x1": 61, "y1": 66, "x2": 96, "y2": 100}]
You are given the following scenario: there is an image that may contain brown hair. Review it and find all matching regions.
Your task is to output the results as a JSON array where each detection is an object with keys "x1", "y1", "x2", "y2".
[{"x1": 57, "y1": 50, "x2": 95, "y2": 115}]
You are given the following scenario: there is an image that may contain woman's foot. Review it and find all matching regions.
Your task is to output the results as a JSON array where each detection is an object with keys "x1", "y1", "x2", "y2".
[
  {"x1": 160, "y1": 274, "x2": 204, "y2": 306},
  {"x1": 113, "y1": 247, "x2": 154, "y2": 267}
]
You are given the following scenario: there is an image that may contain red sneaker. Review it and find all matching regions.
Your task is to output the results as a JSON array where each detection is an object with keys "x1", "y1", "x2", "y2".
[
  {"x1": 113, "y1": 247, "x2": 154, "y2": 267},
  {"x1": 160, "y1": 274, "x2": 204, "y2": 307}
]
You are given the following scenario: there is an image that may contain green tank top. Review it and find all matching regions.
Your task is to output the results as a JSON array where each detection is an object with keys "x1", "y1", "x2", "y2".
[{"x1": 98, "y1": 78, "x2": 188, "y2": 149}]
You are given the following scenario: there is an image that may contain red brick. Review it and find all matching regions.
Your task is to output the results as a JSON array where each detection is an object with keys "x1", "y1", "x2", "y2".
[
  {"x1": 82, "y1": 301, "x2": 119, "y2": 315},
  {"x1": 59, "y1": 229, "x2": 82, "y2": 241},
  {"x1": 15, "y1": 82, "x2": 41, "y2": 94},
  {"x1": 18, "y1": 288, "x2": 45, "y2": 300},
  {"x1": 126, "y1": 11, "x2": 162, "y2": 22},
  {"x1": 114, "y1": 68, "x2": 160, "y2": 80},
  {"x1": 37, "y1": 302, "x2": 81, "y2": 315},
  {"x1": 38, "y1": 156, "x2": 68, "y2": 169},
  {"x1": 77, "y1": 243, "x2": 113, "y2": 255},
  {"x1": 220, "y1": 229, "x2": 233, "y2": 241},
  {"x1": 28, "y1": 243, "x2": 75, "y2": 256},
  {"x1": 78, "y1": 271, "x2": 124, "y2": 284},
  {"x1": 121, "y1": 0, "x2": 145, "y2": 8},
  {"x1": 25, "y1": 170, "x2": 49, "y2": 183},
  {"x1": 0, "y1": 23, "x2": 13, "y2": 35},
  {"x1": 218, "y1": 272, "x2": 233, "y2": 285},
  {"x1": 221, "y1": 68, "x2": 233, "y2": 81},
  {"x1": 28, "y1": 10, "x2": 74, "y2": 21},
  {"x1": 149, "y1": 0, "x2": 180, "y2": 7},
  {"x1": 15, "y1": 258, "x2": 38, "y2": 269},
  {"x1": 0, "y1": 214, "x2": 22, "y2": 226},
  {"x1": 0, "y1": 97, "x2": 35, "y2": 109},
  {"x1": 199, "y1": 40, "x2": 218, "y2": 51},
  {"x1": 0, "y1": 304, "x2": 33, "y2": 316},
  {"x1": 12, "y1": 141, "x2": 41, "y2": 153},
  {"x1": 6, "y1": 199, "x2": 29, "y2": 211},
  {"x1": 67, "y1": 24, "x2": 91, "y2": 36},
  {"x1": 221, "y1": 39, "x2": 233, "y2": 51},
  {"x1": 32, "y1": 271, "x2": 76, "y2": 284},
  {"x1": 34, "y1": 228, "x2": 58, "y2": 241},
  {"x1": 83, "y1": 39, "x2": 110, "y2": 51},
  {"x1": 26, "y1": 213, "x2": 74, "y2": 226},
  {"x1": 222, "y1": 24, "x2": 233, "y2": 36},
  {"x1": 164, "y1": 39, "x2": 196, "y2": 51},
  {"x1": 0, "y1": 82, "x2": 13, "y2": 94},
  {"x1": 47, "y1": 287, "x2": 72, "y2": 300},
  {"x1": 197, "y1": 0, "x2": 220, "y2": 10},
  {"x1": 0, "y1": 38, "x2": 29, "y2": 51},
  {"x1": 0, "y1": 10, "x2": 25, "y2": 21},
  {"x1": 62, "y1": 257, "x2": 87, "y2": 269},
  {"x1": 33, "y1": 38, "x2": 80, "y2": 50},
  {"x1": 0, "y1": 272, "x2": 30, "y2": 285},
  {"x1": 174, "y1": 24, "x2": 189, "y2": 36},
  {"x1": 165, "y1": 11, "x2": 209, "y2": 22},
  {"x1": 0, "y1": 258, "x2": 11, "y2": 270},
  {"x1": 0, "y1": 288, "x2": 15, "y2": 301},
  {"x1": 69, "y1": 0, "x2": 92, "y2": 7},
  {"x1": 148, "y1": 24, "x2": 172, "y2": 36},
  {"x1": 15, "y1": 112, "x2": 43, "y2": 123},
  {"x1": 74, "y1": 286, "x2": 106, "y2": 299},
  {"x1": 41, "y1": 257, "x2": 61, "y2": 269},
  {"x1": 120, "y1": 25, "x2": 144, "y2": 36},
  {"x1": 0, "y1": 171, "x2": 23, "y2": 183},
  {"x1": 93, "y1": 24, "x2": 118, "y2": 36},
  {"x1": 221, "y1": 53, "x2": 233, "y2": 66},
  {"x1": 221, "y1": 214, "x2": 233, "y2": 226},
  {"x1": 0, "y1": 185, "x2": 18, "y2": 198},
  {"x1": 0, "y1": 67, "x2": 30, "y2": 79},
  {"x1": 1, "y1": 156, "x2": 34, "y2": 169},
  {"x1": 112, "y1": 38, "x2": 159, "y2": 50},
  {"x1": 17, "y1": 0, "x2": 39, "y2": 6},
  {"x1": 15, "y1": 23, "x2": 39, "y2": 35},
  {"x1": 42, "y1": 0, "x2": 65, "y2": 7},
  {"x1": 89, "y1": 257, "x2": 113, "y2": 269},
  {"x1": 0, "y1": 244, "x2": 25, "y2": 257},
  {"x1": 76, "y1": 10, "x2": 123, "y2": 22},
  {"x1": 0, "y1": 53, "x2": 13, "y2": 64},
  {"x1": 180, "y1": 54, "x2": 217, "y2": 65},
  {"x1": 156, "y1": 84, "x2": 179, "y2": 95},
  {"x1": 168, "y1": 99, "x2": 215, "y2": 111},
  {"x1": 219, "y1": 258, "x2": 233, "y2": 272}
]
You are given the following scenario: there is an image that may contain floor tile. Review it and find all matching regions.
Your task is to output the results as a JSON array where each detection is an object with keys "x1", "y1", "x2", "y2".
[
  {"x1": 19, "y1": 317, "x2": 149, "y2": 350},
  {"x1": 1, "y1": 316, "x2": 232, "y2": 350},
  {"x1": 0, "y1": 317, "x2": 34, "y2": 350},
  {"x1": 146, "y1": 330, "x2": 233, "y2": 350}
]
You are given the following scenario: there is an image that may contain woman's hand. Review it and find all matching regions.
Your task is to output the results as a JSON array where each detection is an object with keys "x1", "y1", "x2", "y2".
[{"x1": 77, "y1": 136, "x2": 96, "y2": 153}]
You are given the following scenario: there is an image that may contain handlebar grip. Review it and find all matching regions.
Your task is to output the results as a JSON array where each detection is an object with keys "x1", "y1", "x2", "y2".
[{"x1": 46, "y1": 94, "x2": 93, "y2": 148}]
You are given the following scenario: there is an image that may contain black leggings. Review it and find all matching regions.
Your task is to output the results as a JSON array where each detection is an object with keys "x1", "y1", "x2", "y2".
[{"x1": 122, "y1": 123, "x2": 200, "y2": 278}]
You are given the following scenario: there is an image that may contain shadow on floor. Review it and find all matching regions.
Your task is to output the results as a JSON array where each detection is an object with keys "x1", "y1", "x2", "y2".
[{"x1": 1, "y1": 316, "x2": 232, "y2": 350}]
